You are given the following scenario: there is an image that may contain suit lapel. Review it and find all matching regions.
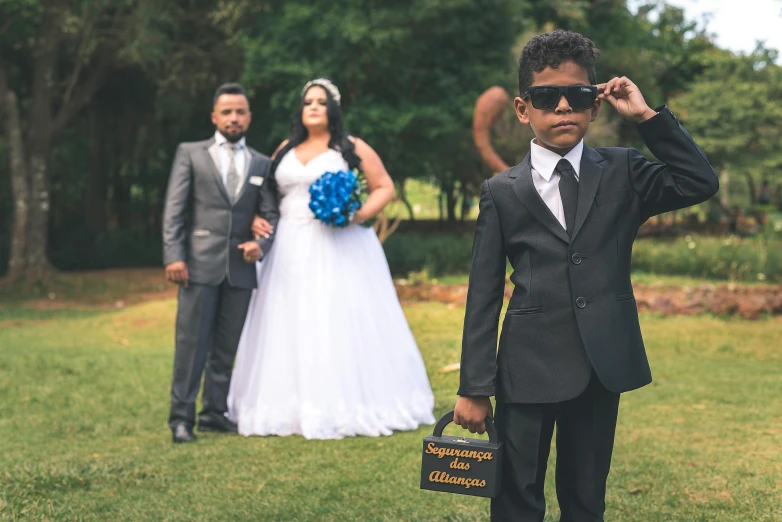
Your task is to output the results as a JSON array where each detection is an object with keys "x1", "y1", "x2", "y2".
[
  {"x1": 571, "y1": 146, "x2": 604, "y2": 241},
  {"x1": 233, "y1": 148, "x2": 255, "y2": 203},
  {"x1": 204, "y1": 139, "x2": 231, "y2": 204},
  {"x1": 509, "y1": 155, "x2": 570, "y2": 244},
  {"x1": 243, "y1": 148, "x2": 252, "y2": 177}
]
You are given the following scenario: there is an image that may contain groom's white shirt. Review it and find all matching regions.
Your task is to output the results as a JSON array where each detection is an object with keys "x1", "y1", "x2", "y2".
[{"x1": 214, "y1": 131, "x2": 247, "y2": 195}]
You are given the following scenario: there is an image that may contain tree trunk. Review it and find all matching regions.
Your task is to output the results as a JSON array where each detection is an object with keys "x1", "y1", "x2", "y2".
[
  {"x1": 151, "y1": 173, "x2": 169, "y2": 234},
  {"x1": 85, "y1": 107, "x2": 107, "y2": 233},
  {"x1": 444, "y1": 182, "x2": 457, "y2": 223},
  {"x1": 446, "y1": 199, "x2": 456, "y2": 222},
  {"x1": 459, "y1": 185, "x2": 470, "y2": 221},
  {"x1": 24, "y1": 152, "x2": 53, "y2": 278},
  {"x1": 16, "y1": 0, "x2": 62, "y2": 279},
  {"x1": 744, "y1": 172, "x2": 757, "y2": 205},
  {"x1": 1, "y1": 89, "x2": 31, "y2": 280},
  {"x1": 709, "y1": 196, "x2": 733, "y2": 216},
  {"x1": 114, "y1": 179, "x2": 132, "y2": 229},
  {"x1": 719, "y1": 169, "x2": 729, "y2": 208},
  {"x1": 2, "y1": 1, "x2": 113, "y2": 280},
  {"x1": 396, "y1": 180, "x2": 415, "y2": 221}
]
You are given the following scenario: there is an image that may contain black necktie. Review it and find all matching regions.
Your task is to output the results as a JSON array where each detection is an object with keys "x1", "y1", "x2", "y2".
[{"x1": 556, "y1": 159, "x2": 579, "y2": 237}]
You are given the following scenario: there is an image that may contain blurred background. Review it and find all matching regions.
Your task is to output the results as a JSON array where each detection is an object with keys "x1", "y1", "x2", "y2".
[
  {"x1": 2, "y1": 3, "x2": 782, "y2": 521},
  {"x1": 1, "y1": 0, "x2": 781, "y2": 285}
]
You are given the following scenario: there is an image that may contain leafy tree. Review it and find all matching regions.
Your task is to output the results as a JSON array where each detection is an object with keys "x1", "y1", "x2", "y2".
[
  {"x1": 0, "y1": 0, "x2": 240, "y2": 279},
  {"x1": 669, "y1": 47, "x2": 782, "y2": 209},
  {"x1": 234, "y1": 0, "x2": 524, "y2": 221}
]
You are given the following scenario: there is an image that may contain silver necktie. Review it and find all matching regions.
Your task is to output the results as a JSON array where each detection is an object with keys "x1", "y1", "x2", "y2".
[{"x1": 223, "y1": 142, "x2": 240, "y2": 203}]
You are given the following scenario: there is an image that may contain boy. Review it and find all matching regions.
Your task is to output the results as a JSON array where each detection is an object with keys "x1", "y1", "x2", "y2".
[{"x1": 453, "y1": 30, "x2": 718, "y2": 521}]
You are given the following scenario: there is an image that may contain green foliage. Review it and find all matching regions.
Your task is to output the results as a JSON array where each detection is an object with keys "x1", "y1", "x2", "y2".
[
  {"x1": 49, "y1": 228, "x2": 163, "y2": 271},
  {"x1": 236, "y1": 0, "x2": 523, "y2": 190},
  {"x1": 669, "y1": 48, "x2": 782, "y2": 194},
  {"x1": 0, "y1": 0, "x2": 245, "y2": 276},
  {"x1": 595, "y1": 3, "x2": 714, "y2": 104},
  {"x1": 596, "y1": 3, "x2": 715, "y2": 149},
  {"x1": 2, "y1": 0, "x2": 781, "y2": 274},
  {"x1": 382, "y1": 233, "x2": 474, "y2": 277},
  {"x1": 385, "y1": 178, "x2": 452, "y2": 219},
  {"x1": 382, "y1": 229, "x2": 782, "y2": 283},
  {"x1": 631, "y1": 236, "x2": 782, "y2": 284}
]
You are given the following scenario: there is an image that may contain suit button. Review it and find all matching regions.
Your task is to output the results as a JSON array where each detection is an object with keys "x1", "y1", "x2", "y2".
[
  {"x1": 571, "y1": 253, "x2": 582, "y2": 265},
  {"x1": 576, "y1": 297, "x2": 587, "y2": 309}
]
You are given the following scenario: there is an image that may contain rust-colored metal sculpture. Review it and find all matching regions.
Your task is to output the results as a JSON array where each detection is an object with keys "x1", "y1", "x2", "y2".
[{"x1": 472, "y1": 86, "x2": 512, "y2": 173}]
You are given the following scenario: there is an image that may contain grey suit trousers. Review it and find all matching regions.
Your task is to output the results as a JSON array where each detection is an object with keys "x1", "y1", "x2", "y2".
[{"x1": 168, "y1": 281, "x2": 252, "y2": 429}]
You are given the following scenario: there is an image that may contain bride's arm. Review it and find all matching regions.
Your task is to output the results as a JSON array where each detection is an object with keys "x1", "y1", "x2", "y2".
[
  {"x1": 351, "y1": 138, "x2": 395, "y2": 223},
  {"x1": 252, "y1": 139, "x2": 289, "y2": 238}
]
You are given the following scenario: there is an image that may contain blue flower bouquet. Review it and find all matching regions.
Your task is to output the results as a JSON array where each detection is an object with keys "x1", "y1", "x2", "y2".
[{"x1": 308, "y1": 169, "x2": 366, "y2": 227}]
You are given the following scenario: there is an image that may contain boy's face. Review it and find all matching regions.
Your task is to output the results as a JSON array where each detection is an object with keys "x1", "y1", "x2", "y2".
[{"x1": 514, "y1": 61, "x2": 600, "y2": 155}]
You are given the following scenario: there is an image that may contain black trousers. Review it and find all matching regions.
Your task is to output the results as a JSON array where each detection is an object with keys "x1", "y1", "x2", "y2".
[
  {"x1": 168, "y1": 280, "x2": 253, "y2": 430},
  {"x1": 491, "y1": 373, "x2": 620, "y2": 522}
]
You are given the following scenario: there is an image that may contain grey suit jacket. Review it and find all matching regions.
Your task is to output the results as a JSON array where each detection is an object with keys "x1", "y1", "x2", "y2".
[
  {"x1": 458, "y1": 106, "x2": 720, "y2": 402},
  {"x1": 162, "y1": 137, "x2": 279, "y2": 289}
]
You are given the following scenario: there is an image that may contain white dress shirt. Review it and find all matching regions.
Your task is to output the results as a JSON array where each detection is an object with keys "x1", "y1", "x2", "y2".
[
  {"x1": 529, "y1": 139, "x2": 584, "y2": 231},
  {"x1": 214, "y1": 131, "x2": 247, "y2": 196}
]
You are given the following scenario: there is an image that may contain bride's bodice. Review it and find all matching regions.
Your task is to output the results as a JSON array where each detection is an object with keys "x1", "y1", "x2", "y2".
[{"x1": 275, "y1": 148, "x2": 349, "y2": 221}]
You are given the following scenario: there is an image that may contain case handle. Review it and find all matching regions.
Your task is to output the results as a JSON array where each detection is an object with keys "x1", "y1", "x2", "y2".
[{"x1": 432, "y1": 410, "x2": 498, "y2": 444}]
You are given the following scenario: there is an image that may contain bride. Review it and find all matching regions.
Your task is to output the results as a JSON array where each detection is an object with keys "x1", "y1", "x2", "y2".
[{"x1": 227, "y1": 78, "x2": 435, "y2": 439}]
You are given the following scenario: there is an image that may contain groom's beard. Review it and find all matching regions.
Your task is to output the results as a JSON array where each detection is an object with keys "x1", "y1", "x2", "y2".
[{"x1": 219, "y1": 128, "x2": 245, "y2": 143}]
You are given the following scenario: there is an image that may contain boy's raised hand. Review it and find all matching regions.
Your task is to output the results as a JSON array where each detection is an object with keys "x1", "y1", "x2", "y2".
[{"x1": 597, "y1": 76, "x2": 657, "y2": 124}]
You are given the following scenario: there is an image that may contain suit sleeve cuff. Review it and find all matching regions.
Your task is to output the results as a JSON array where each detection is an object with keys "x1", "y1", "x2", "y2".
[
  {"x1": 457, "y1": 386, "x2": 495, "y2": 397},
  {"x1": 255, "y1": 238, "x2": 267, "y2": 260},
  {"x1": 163, "y1": 250, "x2": 186, "y2": 266},
  {"x1": 637, "y1": 105, "x2": 674, "y2": 127},
  {"x1": 636, "y1": 105, "x2": 681, "y2": 141}
]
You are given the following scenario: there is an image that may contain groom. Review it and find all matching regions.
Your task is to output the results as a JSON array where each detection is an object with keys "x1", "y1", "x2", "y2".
[{"x1": 162, "y1": 83, "x2": 279, "y2": 443}]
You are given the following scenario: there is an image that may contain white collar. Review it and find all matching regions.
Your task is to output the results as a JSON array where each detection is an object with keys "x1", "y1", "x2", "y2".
[
  {"x1": 530, "y1": 139, "x2": 584, "y2": 181},
  {"x1": 214, "y1": 131, "x2": 246, "y2": 150}
]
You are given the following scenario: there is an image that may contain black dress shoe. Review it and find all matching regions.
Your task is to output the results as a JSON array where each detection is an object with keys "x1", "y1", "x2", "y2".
[
  {"x1": 198, "y1": 415, "x2": 238, "y2": 433},
  {"x1": 172, "y1": 423, "x2": 197, "y2": 443}
]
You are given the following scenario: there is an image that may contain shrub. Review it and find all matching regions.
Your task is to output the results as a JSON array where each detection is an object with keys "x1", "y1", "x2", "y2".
[
  {"x1": 382, "y1": 233, "x2": 473, "y2": 277},
  {"x1": 384, "y1": 232, "x2": 782, "y2": 284},
  {"x1": 631, "y1": 236, "x2": 782, "y2": 283}
]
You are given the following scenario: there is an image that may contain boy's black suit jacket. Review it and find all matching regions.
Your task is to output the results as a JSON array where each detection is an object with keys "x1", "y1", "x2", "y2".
[{"x1": 458, "y1": 106, "x2": 719, "y2": 403}]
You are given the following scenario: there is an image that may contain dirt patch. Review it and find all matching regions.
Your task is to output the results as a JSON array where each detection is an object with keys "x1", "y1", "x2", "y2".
[
  {"x1": 5, "y1": 268, "x2": 780, "y2": 319},
  {"x1": 1, "y1": 268, "x2": 177, "y2": 310},
  {"x1": 0, "y1": 319, "x2": 54, "y2": 328},
  {"x1": 12, "y1": 299, "x2": 98, "y2": 310},
  {"x1": 395, "y1": 281, "x2": 782, "y2": 319}
]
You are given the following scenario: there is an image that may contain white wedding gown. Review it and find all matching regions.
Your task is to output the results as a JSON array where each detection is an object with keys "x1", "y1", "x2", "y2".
[{"x1": 227, "y1": 148, "x2": 435, "y2": 439}]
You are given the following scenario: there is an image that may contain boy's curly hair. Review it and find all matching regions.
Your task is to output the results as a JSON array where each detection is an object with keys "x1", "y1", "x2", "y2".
[{"x1": 518, "y1": 30, "x2": 600, "y2": 97}]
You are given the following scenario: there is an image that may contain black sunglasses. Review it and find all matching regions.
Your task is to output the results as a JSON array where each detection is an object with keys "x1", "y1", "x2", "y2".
[{"x1": 523, "y1": 85, "x2": 598, "y2": 110}]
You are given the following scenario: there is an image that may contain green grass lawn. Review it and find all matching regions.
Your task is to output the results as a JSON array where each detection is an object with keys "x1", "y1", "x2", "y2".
[
  {"x1": 384, "y1": 178, "x2": 479, "y2": 221},
  {"x1": 1, "y1": 299, "x2": 781, "y2": 521}
]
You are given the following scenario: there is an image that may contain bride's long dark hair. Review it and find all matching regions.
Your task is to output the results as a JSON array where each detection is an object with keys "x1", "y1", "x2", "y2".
[{"x1": 271, "y1": 80, "x2": 361, "y2": 174}]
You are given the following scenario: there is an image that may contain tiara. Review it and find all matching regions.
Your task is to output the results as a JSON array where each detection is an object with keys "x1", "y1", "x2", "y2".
[{"x1": 301, "y1": 78, "x2": 341, "y2": 105}]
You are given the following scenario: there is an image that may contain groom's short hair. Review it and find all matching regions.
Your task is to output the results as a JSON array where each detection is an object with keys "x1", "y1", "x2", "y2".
[{"x1": 213, "y1": 83, "x2": 248, "y2": 107}]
